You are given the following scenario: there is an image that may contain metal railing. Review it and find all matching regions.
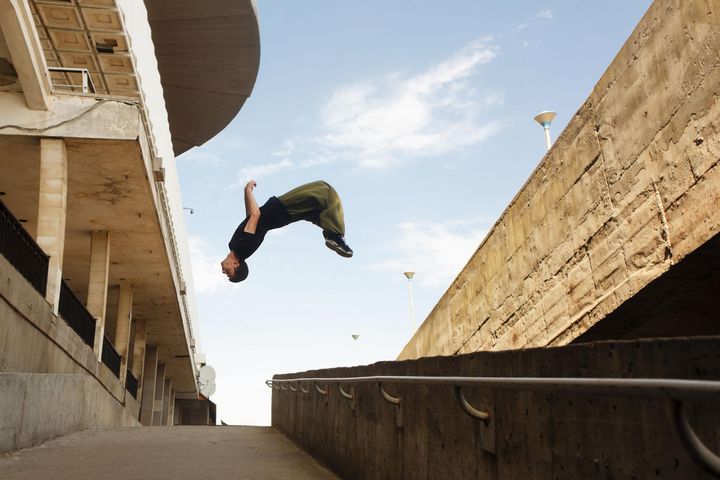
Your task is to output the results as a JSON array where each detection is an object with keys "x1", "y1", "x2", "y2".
[
  {"x1": 126, "y1": 370, "x2": 139, "y2": 399},
  {"x1": 48, "y1": 67, "x2": 96, "y2": 94},
  {"x1": 101, "y1": 335, "x2": 121, "y2": 378},
  {"x1": 58, "y1": 280, "x2": 96, "y2": 347},
  {"x1": 267, "y1": 375, "x2": 720, "y2": 477},
  {"x1": 0, "y1": 200, "x2": 48, "y2": 295}
]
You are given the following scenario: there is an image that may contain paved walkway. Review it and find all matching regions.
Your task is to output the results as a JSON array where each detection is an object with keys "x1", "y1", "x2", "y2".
[{"x1": 0, "y1": 426, "x2": 338, "y2": 479}]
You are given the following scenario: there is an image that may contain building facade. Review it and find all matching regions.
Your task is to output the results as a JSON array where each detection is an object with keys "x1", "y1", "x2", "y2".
[{"x1": 0, "y1": 0, "x2": 259, "y2": 452}]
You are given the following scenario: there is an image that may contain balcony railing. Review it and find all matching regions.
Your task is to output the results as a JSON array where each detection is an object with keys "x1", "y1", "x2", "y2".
[
  {"x1": 101, "y1": 335, "x2": 121, "y2": 378},
  {"x1": 48, "y1": 67, "x2": 96, "y2": 94},
  {"x1": 126, "y1": 370, "x2": 139, "y2": 399},
  {"x1": 0, "y1": 200, "x2": 48, "y2": 295},
  {"x1": 58, "y1": 280, "x2": 96, "y2": 347}
]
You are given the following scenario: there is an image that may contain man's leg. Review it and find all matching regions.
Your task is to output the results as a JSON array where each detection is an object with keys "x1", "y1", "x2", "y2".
[
  {"x1": 278, "y1": 181, "x2": 351, "y2": 257},
  {"x1": 317, "y1": 182, "x2": 345, "y2": 236}
]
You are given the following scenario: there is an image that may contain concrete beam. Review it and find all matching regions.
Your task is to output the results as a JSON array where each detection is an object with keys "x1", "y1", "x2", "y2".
[
  {"x1": 139, "y1": 345, "x2": 158, "y2": 426},
  {"x1": 0, "y1": 0, "x2": 50, "y2": 110},
  {"x1": 87, "y1": 231, "x2": 110, "y2": 358},
  {"x1": 35, "y1": 138, "x2": 66, "y2": 313},
  {"x1": 0, "y1": 92, "x2": 141, "y2": 140},
  {"x1": 114, "y1": 283, "x2": 133, "y2": 387}
]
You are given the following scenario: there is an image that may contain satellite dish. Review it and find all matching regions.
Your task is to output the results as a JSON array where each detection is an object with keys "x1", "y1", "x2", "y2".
[{"x1": 199, "y1": 364, "x2": 216, "y2": 397}]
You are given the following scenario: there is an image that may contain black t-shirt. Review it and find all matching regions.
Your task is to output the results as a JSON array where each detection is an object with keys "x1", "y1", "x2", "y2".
[{"x1": 228, "y1": 196, "x2": 292, "y2": 260}]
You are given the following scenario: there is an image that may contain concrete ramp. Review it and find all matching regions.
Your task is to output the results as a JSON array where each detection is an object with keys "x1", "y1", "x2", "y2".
[{"x1": 0, "y1": 426, "x2": 338, "y2": 480}]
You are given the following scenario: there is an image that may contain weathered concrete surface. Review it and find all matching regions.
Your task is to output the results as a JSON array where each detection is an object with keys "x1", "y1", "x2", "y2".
[
  {"x1": 0, "y1": 374, "x2": 139, "y2": 454},
  {"x1": 0, "y1": 426, "x2": 338, "y2": 479},
  {"x1": 399, "y1": 0, "x2": 720, "y2": 360},
  {"x1": 0, "y1": 253, "x2": 139, "y2": 453},
  {"x1": 275, "y1": 336, "x2": 720, "y2": 480}
]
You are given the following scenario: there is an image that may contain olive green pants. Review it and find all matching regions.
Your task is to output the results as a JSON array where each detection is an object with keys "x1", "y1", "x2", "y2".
[{"x1": 277, "y1": 181, "x2": 345, "y2": 236}]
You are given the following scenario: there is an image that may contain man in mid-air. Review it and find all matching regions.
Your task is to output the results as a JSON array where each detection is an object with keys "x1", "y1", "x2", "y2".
[{"x1": 221, "y1": 180, "x2": 353, "y2": 283}]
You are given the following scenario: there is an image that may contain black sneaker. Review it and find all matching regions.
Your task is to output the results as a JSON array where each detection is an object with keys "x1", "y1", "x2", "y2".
[{"x1": 324, "y1": 232, "x2": 353, "y2": 258}]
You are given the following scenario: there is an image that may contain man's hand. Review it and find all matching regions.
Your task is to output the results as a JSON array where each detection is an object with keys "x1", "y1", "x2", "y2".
[{"x1": 245, "y1": 180, "x2": 257, "y2": 192}]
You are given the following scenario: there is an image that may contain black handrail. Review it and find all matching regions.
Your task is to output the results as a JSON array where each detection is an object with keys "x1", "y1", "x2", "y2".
[
  {"x1": 58, "y1": 280, "x2": 96, "y2": 347},
  {"x1": 101, "y1": 334, "x2": 121, "y2": 378},
  {"x1": 0, "y1": 200, "x2": 48, "y2": 295},
  {"x1": 126, "y1": 370, "x2": 139, "y2": 398}
]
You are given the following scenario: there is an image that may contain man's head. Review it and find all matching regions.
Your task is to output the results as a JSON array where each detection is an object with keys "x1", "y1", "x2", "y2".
[{"x1": 221, "y1": 251, "x2": 249, "y2": 283}]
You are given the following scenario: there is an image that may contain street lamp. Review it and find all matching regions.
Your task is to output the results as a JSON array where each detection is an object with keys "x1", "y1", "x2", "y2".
[
  {"x1": 534, "y1": 111, "x2": 557, "y2": 150},
  {"x1": 403, "y1": 271, "x2": 415, "y2": 333}
]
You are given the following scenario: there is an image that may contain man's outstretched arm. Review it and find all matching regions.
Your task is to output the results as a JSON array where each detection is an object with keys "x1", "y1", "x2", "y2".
[{"x1": 243, "y1": 180, "x2": 261, "y2": 234}]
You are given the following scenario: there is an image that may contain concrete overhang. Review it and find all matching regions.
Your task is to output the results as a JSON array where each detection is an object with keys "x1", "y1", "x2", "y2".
[
  {"x1": 143, "y1": 0, "x2": 260, "y2": 156},
  {"x1": 0, "y1": 111, "x2": 196, "y2": 392}
]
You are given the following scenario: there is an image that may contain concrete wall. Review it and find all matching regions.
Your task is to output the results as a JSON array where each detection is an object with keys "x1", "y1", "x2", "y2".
[
  {"x1": 0, "y1": 251, "x2": 139, "y2": 453},
  {"x1": 273, "y1": 336, "x2": 720, "y2": 480},
  {"x1": 0, "y1": 373, "x2": 138, "y2": 453},
  {"x1": 399, "y1": 0, "x2": 720, "y2": 360}
]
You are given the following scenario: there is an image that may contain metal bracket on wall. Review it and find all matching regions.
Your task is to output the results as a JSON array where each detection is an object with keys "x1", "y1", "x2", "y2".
[
  {"x1": 339, "y1": 384, "x2": 356, "y2": 411},
  {"x1": 378, "y1": 382, "x2": 403, "y2": 428},
  {"x1": 455, "y1": 387, "x2": 495, "y2": 454},
  {"x1": 315, "y1": 383, "x2": 329, "y2": 405},
  {"x1": 674, "y1": 401, "x2": 720, "y2": 477}
]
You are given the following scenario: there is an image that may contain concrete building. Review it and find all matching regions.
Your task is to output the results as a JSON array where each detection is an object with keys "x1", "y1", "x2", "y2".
[
  {"x1": 1, "y1": 1, "x2": 718, "y2": 478},
  {"x1": 0, "y1": 0, "x2": 259, "y2": 452}
]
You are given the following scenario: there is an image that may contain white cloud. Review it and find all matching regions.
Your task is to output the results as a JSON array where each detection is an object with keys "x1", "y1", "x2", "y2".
[
  {"x1": 515, "y1": 22, "x2": 529, "y2": 31},
  {"x1": 188, "y1": 236, "x2": 233, "y2": 294},
  {"x1": 229, "y1": 37, "x2": 504, "y2": 183},
  {"x1": 318, "y1": 38, "x2": 502, "y2": 170},
  {"x1": 234, "y1": 158, "x2": 294, "y2": 184},
  {"x1": 536, "y1": 9, "x2": 553, "y2": 19},
  {"x1": 368, "y1": 217, "x2": 489, "y2": 287}
]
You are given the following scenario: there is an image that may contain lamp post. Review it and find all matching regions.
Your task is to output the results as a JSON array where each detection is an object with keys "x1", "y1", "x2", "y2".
[
  {"x1": 403, "y1": 271, "x2": 415, "y2": 333},
  {"x1": 534, "y1": 111, "x2": 557, "y2": 150}
]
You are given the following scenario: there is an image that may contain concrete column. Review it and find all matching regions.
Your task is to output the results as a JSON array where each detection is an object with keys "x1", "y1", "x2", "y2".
[
  {"x1": 166, "y1": 389, "x2": 176, "y2": 426},
  {"x1": 161, "y1": 379, "x2": 173, "y2": 425},
  {"x1": 114, "y1": 283, "x2": 133, "y2": 386},
  {"x1": 139, "y1": 345, "x2": 158, "y2": 426},
  {"x1": 131, "y1": 320, "x2": 147, "y2": 395},
  {"x1": 0, "y1": 0, "x2": 51, "y2": 109},
  {"x1": 36, "y1": 138, "x2": 67, "y2": 314},
  {"x1": 152, "y1": 364, "x2": 166, "y2": 426},
  {"x1": 86, "y1": 231, "x2": 110, "y2": 357}
]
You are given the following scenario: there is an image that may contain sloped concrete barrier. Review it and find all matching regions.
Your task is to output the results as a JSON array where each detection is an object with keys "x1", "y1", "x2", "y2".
[
  {"x1": 400, "y1": 0, "x2": 720, "y2": 359},
  {"x1": 273, "y1": 337, "x2": 720, "y2": 479},
  {"x1": 0, "y1": 373, "x2": 139, "y2": 453}
]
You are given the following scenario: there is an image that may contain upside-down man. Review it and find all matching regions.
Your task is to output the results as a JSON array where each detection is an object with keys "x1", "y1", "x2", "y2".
[{"x1": 221, "y1": 180, "x2": 353, "y2": 283}]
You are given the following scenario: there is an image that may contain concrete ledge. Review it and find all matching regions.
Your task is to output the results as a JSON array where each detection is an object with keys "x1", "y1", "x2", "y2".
[
  {"x1": 0, "y1": 91, "x2": 141, "y2": 140},
  {"x1": 0, "y1": 373, "x2": 139, "y2": 454},
  {"x1": 274, "y1": 336, "x2": 720, "y2": 479}
]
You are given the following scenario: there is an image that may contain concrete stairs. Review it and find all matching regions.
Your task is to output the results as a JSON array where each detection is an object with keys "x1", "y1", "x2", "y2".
[{"x1": 0, "y1": 426, "x2": 338, "y2": 479}]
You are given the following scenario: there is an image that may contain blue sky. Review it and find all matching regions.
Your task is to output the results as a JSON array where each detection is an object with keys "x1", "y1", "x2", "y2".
[{"x1": 176, "y1": 1, "x2": 653, "y2": 425}]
